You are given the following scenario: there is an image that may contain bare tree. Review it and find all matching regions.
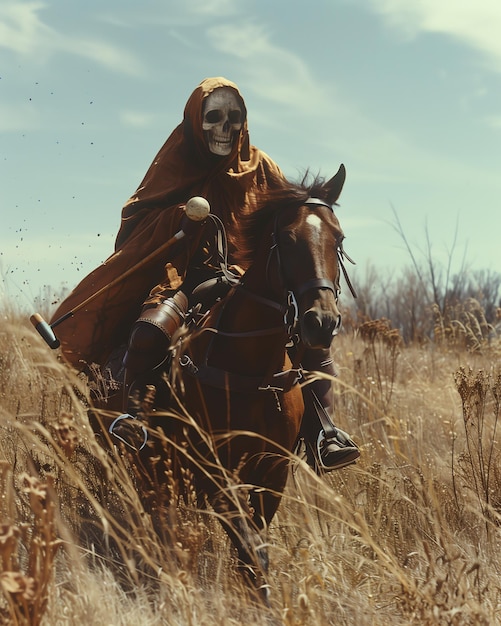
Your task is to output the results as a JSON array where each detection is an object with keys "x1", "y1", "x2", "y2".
[{"x1": 344, "y1": 207, "x2": 501, "y2": 344}]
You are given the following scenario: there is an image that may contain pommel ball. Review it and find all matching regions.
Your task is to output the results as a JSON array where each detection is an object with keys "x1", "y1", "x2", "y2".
[{"x1": 185, "y1": 196, "x2": 210, "y2": 221}]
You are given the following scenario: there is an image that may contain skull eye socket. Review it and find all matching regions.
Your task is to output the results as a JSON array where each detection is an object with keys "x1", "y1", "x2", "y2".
[
  {"x1": 205, "y1": 109, "x2": 223, "y2": 124},
  {"x1": 204, "y1": 109, "x2": 242, "y2": 125},
  {"x1": 228, "y1": 110, "x2": 242, "y2": 124}
]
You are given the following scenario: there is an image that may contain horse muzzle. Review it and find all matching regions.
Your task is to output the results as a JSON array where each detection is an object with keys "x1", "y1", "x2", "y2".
[{"x1": 300, "y1": 304, "x2": 341, "y2": 349}]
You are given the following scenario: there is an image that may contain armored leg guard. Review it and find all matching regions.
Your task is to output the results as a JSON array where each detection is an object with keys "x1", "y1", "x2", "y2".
[
  {"x1": 109, "y1": 291, "x2": 188, "y2": 451},
  {"x1": 123, "y1": 290, "x2": 188, "y2": 377}
]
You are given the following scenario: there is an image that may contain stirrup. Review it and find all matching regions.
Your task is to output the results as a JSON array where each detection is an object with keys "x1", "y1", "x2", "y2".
[
  {"x1": 109, "y1": 413, "x2": 148, "y2": 451},
  {"x1": 315, "y1": 429, "x2": 360, "y2": 472}
]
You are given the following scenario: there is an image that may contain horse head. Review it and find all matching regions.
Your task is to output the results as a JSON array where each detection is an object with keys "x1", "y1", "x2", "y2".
[
  {"x1": 274, "y1": 165, "x2": 347, "y2": 349},
  {"x1": 236, "y1": 164, "x2": 351, "y2": 350}
]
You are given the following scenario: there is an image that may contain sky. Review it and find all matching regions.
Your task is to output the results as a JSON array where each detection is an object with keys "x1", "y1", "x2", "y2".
[{"x1": 1, "y1": 0, "x2": 501, "y2": 313}]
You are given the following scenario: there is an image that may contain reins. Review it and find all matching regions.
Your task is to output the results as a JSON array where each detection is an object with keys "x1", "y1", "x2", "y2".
[
  {"x1": 304, "y1": 197, "x2": 358, "y2": 300},
  {"x1": 177, "y1": 195, "x2": 356, "y2": 394},
  {"x1": 337, "y1": 245, "x2": 358, "y2": 299}
]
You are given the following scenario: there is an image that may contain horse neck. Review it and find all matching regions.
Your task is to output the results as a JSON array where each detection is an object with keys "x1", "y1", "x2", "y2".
[
  {"x1": 239, "y1": 225, "x2": 284, "y2": 306},
  {"x1": 197, "y1": 230, "x2": 288, "y2": 375}
]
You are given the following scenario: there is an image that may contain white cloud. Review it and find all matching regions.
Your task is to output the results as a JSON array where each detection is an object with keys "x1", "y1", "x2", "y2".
[
  {"x1": 0, "y1": 102, "x2": 39, "y2": 132},
  {"x1": 185, "y1": 0, "x2": 238, "y2": 16},
  {"x1": 119, "y1": 110, "x2": 155, "y2": 128},
  {"x1": 0, "y1": 1, "x2": 145, "y2": 75},
  {"x1": 207, "y1": 21, "x2": 333, "y2": 113},
  {"x1": 485, "y1": 115, "x2": 501, "y2": 130},
  {"x1": 0, "y1": 1, "x2": 48, "y2": 56},
  {"x1": 204, "y1": 20, "x2": 434, "y2": 186},
  {"x1": 368, "y1": 0, "x2": 501, "y2": 71},
  {"x1": 98, "y1": 0, "x2": 239, "y2": 29}
]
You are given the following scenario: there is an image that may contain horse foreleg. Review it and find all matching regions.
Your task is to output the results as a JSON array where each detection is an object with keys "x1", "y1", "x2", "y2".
[
  {"x1": 208, "y1": 487, "x2": 270, "y2": 603},
  {"x1": 241, "y1": 449, "x2": 290, "y2": 529}
]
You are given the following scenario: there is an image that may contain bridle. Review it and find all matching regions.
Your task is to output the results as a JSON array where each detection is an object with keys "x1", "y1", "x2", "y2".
[
  {"x1": 177, "y1": 197, "x2": 356, "y2": 394},
  {"x1": 208, "y1": 197, "x2": 356, "y2": 340},
  {"x1": 269, "y1": 198, "x2": 341, "y2": 298},
  {"x1": 258, "y1": 197, "x2": 357, "y2": 317},
  {"x1": 304, "y1": 198, "x2": 358, "y2": 300}
]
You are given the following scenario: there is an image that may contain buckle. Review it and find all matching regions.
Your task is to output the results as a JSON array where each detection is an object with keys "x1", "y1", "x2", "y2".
[
  {"x1": 108, "y1": 414, "x2": 148, "y2": 451},
  {"x1": 179, "y1": 354, "x2": 199, "y2": 374},
  {"x1": 284, "y1": 291, "x2": 299, "y2": 336}
]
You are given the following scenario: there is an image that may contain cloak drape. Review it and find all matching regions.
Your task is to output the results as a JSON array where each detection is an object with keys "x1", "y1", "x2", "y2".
[{"x1": 50, "y1": 77, "x2": 284, "y2": 369}]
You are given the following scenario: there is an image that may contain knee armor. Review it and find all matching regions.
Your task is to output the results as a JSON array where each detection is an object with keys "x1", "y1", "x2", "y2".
[{"x1": 123, "y1": 291, "x2": 188, "y2": 375}]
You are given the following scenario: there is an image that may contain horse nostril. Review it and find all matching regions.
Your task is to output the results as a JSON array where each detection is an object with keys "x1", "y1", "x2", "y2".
[
  {"x1": 303, "y1": 309, "x2": 323, "y2": 332},
  {"x1": 302, "y1": 308, "x2": 338, "y2": 346},
  {"x1": 332, "y1": 313, "x2": 342, "y2": 336}
]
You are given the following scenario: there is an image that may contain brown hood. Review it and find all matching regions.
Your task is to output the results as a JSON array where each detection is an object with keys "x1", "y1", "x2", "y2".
[{"x1": 116, "y1": 77, "x2": 275, "y2": 249}]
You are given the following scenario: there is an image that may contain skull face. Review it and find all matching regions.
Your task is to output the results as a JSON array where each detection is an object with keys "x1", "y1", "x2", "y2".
[{"x1": 202, "y1": 87, "x2": 243, "y2": 156}]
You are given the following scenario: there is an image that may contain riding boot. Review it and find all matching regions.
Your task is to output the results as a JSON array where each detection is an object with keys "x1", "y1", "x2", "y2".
[
  {"x1": 298, "y1": 348, "x2": 360, "y2": 472},
  {"x1": 108, "y1": 291, "x2": 188, "y2": 451}
]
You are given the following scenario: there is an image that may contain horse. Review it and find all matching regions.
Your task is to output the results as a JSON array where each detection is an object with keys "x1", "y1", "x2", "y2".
[{"x1": 103, "y1": 165, "x2": 350, "y2": 598}]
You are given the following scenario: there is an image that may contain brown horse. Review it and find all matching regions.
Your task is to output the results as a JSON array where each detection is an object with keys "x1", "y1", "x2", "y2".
[{"x1": 111, "y1": 165, "x2": 349, "y2": 598}]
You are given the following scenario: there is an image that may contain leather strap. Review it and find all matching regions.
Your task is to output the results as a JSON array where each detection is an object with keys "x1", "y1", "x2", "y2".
[
  {"x1": 308, "y1": 388, "x2": 338, "y2": 439},
  {"x1": 180, "y1": 356, "x2": 302, "y2": 394},
  {"x1": 295, "y1": 278, "x2": 337, "y2": 297}
]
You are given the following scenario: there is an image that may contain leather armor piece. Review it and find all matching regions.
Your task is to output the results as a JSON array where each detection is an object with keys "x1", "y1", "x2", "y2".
[{"x1": 123, "y1": 291, "x2": 188, "y2": 375}]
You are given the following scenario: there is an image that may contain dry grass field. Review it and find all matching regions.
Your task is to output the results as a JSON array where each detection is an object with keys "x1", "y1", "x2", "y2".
[{"x1": 1, "y1": 302, "x2": 500, "y2": 625}]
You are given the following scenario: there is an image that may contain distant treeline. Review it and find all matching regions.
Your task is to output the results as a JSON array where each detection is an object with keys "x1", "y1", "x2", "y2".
[{"x1": 343, "y1": 263, "x2": 501, "y2": 347}]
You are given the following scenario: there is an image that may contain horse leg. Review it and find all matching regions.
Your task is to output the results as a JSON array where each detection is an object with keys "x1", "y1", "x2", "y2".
[
  {"x1": 248, "y1": 454, "x2": 290, "y2": 531},
  {"x1": 207, "y1": 452, "x2": 292, "y2": 603},
  {"x1": 166, "y1": 415, "x2": 269, "y2": 601},
  {"x1": 207, "y1": 485, "x2": 271, "y2": 603}
]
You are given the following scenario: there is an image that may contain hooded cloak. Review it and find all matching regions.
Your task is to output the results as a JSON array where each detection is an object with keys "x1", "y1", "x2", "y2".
[{"x1": 50, "y1": 77, "x2": 284, "y2": 369}]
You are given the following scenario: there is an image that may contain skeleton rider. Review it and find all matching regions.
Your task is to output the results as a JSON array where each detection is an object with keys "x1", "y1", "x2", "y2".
[{"x1": 50, "y1": 77, "x2": 359, "y2": 472}]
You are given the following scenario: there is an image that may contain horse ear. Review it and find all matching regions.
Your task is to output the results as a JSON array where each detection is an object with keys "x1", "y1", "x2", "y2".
[{"x1": 325, "y1": 164, "x2": 346, "y2": 204}]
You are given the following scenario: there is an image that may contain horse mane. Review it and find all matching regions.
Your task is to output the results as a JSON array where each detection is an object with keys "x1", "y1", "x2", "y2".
[{"x1": 235, "y1": 171, "x2": 329, "y2": 266}]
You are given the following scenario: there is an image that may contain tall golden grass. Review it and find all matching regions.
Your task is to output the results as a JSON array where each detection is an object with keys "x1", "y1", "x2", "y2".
[{"x1": 1, "y1": 305, "x2": 500, "y2": 625}]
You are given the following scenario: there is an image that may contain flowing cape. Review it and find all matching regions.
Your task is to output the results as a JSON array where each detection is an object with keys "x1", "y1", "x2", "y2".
[{"x1": 50, "y1": 77, "x2": 283, "y2": 369}]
